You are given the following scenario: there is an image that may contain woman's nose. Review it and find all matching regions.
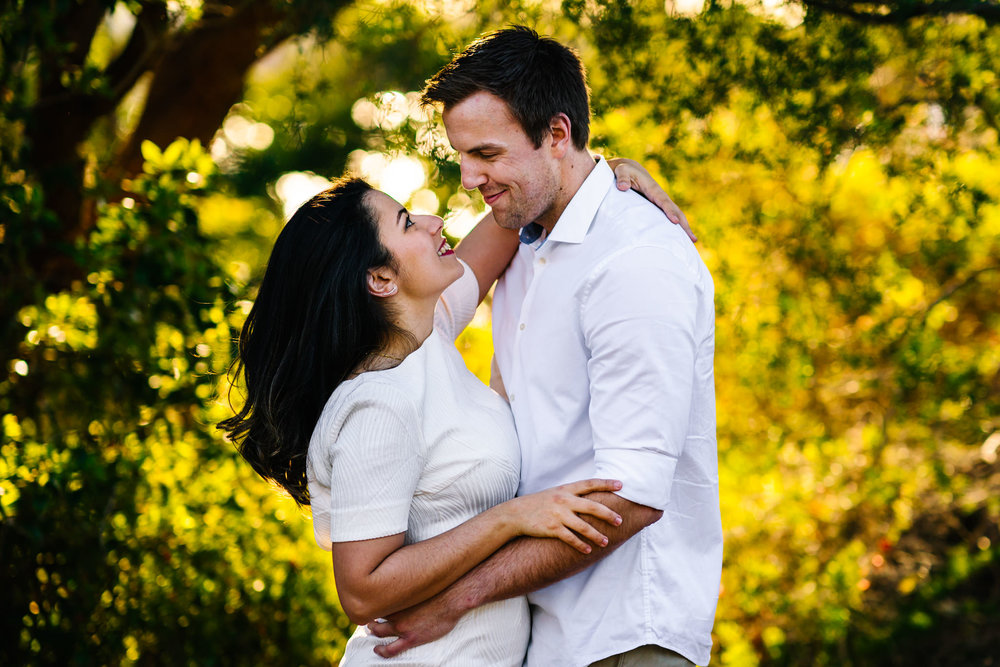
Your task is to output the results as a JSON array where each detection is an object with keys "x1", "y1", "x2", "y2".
[{"x1": 417, "y1": 214, "x2": 444, "y2": 235}]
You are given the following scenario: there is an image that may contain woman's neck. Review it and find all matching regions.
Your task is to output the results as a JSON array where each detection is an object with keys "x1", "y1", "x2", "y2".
[
  {"x1": 352, "y1": 293, "x2": 437, "y2": 377},
  {"x1": 389, "y1": 294, "x2": 436, "y2": 352}
]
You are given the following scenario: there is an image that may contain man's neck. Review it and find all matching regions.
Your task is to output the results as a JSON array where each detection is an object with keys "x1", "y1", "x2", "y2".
[{"x1": 536, "y1": 149, "x2": 597, "y2": 234}]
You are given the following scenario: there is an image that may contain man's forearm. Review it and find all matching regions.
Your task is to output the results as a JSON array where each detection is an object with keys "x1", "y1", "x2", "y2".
[{"x1": 440, "y1": 491, "x2": 662, "y2": 614}]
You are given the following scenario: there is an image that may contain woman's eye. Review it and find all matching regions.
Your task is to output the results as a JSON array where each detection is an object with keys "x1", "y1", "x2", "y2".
[{"x1": 404, "y1": 215, "x2": 414, "y2": 229}]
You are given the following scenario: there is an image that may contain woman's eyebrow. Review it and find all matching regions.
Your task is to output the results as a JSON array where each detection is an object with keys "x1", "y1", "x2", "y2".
[{"x1": 396, "y1": 208, "x2": 407, "y2": 226}]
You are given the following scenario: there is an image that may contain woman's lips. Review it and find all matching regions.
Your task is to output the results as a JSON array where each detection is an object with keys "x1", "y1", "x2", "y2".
[{"x1": 438, "y1": 238, "x2": 454, "y2": 257}]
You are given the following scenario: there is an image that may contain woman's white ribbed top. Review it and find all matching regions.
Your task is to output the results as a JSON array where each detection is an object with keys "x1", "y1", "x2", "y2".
[{"x1": 307, "y1": 262, "x2": 529, "y2": 666}]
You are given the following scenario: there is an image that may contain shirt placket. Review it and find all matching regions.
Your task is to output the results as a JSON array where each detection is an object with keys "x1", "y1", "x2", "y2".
[{"x1": 507, "y1": 243, "x2": 551, "y2": 414}]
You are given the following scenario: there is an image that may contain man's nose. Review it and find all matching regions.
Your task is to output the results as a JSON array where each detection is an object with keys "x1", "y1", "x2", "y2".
[{"x1": 460, "y1": 160, "x2": 487, "y2": 191}]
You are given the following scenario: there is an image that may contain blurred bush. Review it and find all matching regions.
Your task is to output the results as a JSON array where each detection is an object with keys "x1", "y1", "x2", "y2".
[{"x1": 1, "y1": 140, "x2": 346, "y2": 664}]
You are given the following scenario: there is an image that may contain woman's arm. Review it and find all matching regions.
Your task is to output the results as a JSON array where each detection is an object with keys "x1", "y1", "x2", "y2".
[
  {"x1": 454, "y1": 212, "x2": 518, "y2": 303},
  {"x1": 330, "y1": 478, "x2": 623, "y2": 625}
]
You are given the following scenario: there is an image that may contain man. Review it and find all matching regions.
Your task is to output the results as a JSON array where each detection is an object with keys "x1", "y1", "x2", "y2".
[{"x1": 369, "y1": 26, "x2": 722, "y2": 666}]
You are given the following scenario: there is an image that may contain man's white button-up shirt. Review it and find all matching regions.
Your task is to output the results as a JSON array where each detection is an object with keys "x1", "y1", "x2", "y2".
[{"x1": 491, "y1": 159, "x2": 722, "y2": 667}]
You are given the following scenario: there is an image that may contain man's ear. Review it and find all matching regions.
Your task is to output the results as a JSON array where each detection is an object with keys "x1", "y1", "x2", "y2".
[
  {"x1": 548, "y1": 113, "x2": 573, "y2": 158},
  {"x1": 367, "y1": 268, "x2": 398, "y2": 298}
]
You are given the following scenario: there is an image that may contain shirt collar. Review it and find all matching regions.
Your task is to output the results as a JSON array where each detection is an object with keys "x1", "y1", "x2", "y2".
[
  {"x1": 545, "y1": 156, "x2": 615, "y2": 245},
  {"x1": 519, "y1": 222, "x2": 546, "y2": 246}
]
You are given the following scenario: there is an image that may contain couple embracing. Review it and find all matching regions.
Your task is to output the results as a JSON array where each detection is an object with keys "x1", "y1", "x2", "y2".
[{"x1": 221, "y1": 26, "x2": 722, "y2": 667}]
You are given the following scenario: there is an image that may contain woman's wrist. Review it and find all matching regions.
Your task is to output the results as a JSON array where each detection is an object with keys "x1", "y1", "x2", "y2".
[{"x1": 490, "y1": 498, "x2": 520, "y2": 542}]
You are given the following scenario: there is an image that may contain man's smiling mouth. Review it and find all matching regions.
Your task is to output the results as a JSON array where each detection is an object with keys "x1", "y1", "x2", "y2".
[{"x1": 483, "y1": 190, "x2": 505, "y2": 206}]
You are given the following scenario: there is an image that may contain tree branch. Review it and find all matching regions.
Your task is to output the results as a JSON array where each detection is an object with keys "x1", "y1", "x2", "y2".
[
  {"x1": 103, "y1": 1, "x2": 170, "y2": 105},
  {"x1": 802, "y1": 0, "x2": 1000, "y2": 24},
  {"x1": 114, "y1": 1, "x2": 290, "y2": 176}
]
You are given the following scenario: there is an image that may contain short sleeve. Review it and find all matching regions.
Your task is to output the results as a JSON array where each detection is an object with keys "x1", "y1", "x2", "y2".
[
  {"x1": 581, "y1": 243, "x2": 706, "y2": 510},
  {"x1": 434, "y1": 259, "x2": 480, "y2": 341},
  {"x1": 308, "y1": 383, "x2": 423, "y2": 547}
]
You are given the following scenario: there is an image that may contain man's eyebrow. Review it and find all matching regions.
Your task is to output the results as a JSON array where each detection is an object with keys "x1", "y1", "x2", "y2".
[{"x1": 469, "y1": 143, "x2": 503, "y2": 154}]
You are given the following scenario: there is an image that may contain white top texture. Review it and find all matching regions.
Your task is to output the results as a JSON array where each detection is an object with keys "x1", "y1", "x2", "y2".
[
  {"x1": 492, "y1": 159, "x2": 723, "y2": 667},
  {"x1": 307, "y1": 260, "x2": 529, "y2": 666}
]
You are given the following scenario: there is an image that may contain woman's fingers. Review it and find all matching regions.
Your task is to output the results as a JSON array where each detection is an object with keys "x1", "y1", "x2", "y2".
[
  {"x1": 570, "y1": 497, "x2": 622, "y2": 527},
  {"x1": 610, "y1": 159, "x2": 698, "y2": 243},
  {"x1": 555, "y1": 527, "x2": 594, "y2": 554},
  {"x1": 566, "y1": 514, "x2": 610, "y2": 548},
  {"x1": 367, "y1": 618, "x2": 397, "y2": 638}
]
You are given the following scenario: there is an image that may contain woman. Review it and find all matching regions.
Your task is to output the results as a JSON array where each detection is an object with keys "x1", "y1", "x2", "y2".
[{"x1": 220, "y1": 162, "x2": 686, "y2": 665}]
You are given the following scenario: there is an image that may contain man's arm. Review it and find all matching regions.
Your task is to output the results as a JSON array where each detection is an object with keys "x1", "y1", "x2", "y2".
[{"x1": 368, "y1": 491, "x2": 661, "y2": 658}]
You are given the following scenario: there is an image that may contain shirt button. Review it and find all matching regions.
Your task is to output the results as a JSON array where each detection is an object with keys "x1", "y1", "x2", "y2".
[
  {"x1": 519, "y1": 323, "x2": 526, "y2": 330},
  {"x1": 538, "y1": 257, "x2": 547, "y2": 265},
  {"x1": 509, "y1": 393, "x2": 515, "y2": 402}
]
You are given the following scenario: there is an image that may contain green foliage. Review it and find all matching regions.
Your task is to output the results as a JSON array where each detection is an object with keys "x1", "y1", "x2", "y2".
[
  {"x1": 3, "y1": 0, "x2": 999, "y2": 664},
  {"x1": 1, "y1": 139, "x2": 346, "y2": 664}
]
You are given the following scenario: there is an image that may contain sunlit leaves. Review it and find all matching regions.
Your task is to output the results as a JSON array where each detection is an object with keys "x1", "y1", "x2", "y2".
[{"x1": 1, "y1": 139, "x2": 348, "y2": 664}]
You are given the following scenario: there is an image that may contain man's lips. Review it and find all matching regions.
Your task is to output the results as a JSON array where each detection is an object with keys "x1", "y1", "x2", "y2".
[{"x1": 482, "y1": 190, "x2": 505, "y2": 206}]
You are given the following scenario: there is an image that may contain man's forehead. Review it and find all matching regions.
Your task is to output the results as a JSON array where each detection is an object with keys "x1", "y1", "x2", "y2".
[{"x1": 442, "y1": 92, "x2": 526, "y2": 150}]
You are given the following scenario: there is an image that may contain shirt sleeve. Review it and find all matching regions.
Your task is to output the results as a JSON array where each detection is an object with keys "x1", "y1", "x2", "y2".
[
  {"x1": 311, "y1": 383, "x2": 424, "y2": 546},
  {"x1": 434, "y1": 259, "x2": 480, "y2": 341},
  {"x1": 581, "y1": 243, "x2": 706, "y2": 511}
]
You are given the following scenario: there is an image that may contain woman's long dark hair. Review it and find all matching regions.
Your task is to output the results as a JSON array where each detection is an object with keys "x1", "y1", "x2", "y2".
[{"x1": 219, "y1": 177, "x2": 401, "y2": 505}]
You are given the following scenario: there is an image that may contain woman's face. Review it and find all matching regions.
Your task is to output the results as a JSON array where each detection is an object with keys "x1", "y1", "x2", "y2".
[{"x1": 367, "y1": 190, "x2": 462, "y2": 302}]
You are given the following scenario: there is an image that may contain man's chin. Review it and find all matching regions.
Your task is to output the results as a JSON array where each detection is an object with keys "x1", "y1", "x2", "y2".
[{"x1": 493, "y1": 212, "x2": 528, "y2": 231}]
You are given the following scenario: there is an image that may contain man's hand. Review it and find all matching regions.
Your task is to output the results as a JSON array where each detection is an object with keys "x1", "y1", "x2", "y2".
[
  {"x1": 364, "y1": 491, "x2": 661, "y2": 659},
  {"x1": 366, "y1": 591, "x2": 463, "y2": 659}
]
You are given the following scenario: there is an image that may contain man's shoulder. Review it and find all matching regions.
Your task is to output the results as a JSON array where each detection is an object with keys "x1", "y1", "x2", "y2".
[
  {"x1": 594, "y1": 187, "x2": 691, "y2": 247},
  {"x1": 588, "y1": 189, "x2": 704, "y2": 275}
]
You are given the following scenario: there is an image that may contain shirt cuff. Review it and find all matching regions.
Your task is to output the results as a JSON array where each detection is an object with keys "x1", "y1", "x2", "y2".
[{"x1": 594, "y1": 447, "x2": 677, "y2": 511}]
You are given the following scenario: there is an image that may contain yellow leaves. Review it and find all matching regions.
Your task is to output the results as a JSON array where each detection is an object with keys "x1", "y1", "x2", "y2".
[
  {"x1": 19, "y1": 293, "x2": 99, "y2": 351},
  {"x1": 828, "y1": 149, "x2": 892, "y2": 229},
  {"x1": 887, "y1": 274, "x2": 925, "y2": 309},
  {"x1": 938, "y1": 398, "x2": 971, "y2": 422},
  {"x1": 952, "y1": 151, "x2": 1000, "y2": 197},
  {"x1": 897, "y1": 575, "x2": 918, "y2": 595},
  {"x1": 140, "y1": 138, "x2": 215, "y2": 180},
  {"x1": 710, "y1": 109, "x2": 741, "y2": 148},
  {"x1": 3, "y1": 413, "x2": 22, "y2": 439},
  {"x1": 714, "y1": 619, "x2": 761, "y2": 666},
  {"x1": 456, "y1": 303, "x2": 494, "y2": 385},
  {"x1": 926, "y1": 300, "x2": 959, "y2": 330}
]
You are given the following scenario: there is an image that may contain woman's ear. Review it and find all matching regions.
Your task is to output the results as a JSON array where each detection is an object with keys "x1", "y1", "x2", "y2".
[{"x1": 367, "y1": 268, "x2": 398, "y2": 298}]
